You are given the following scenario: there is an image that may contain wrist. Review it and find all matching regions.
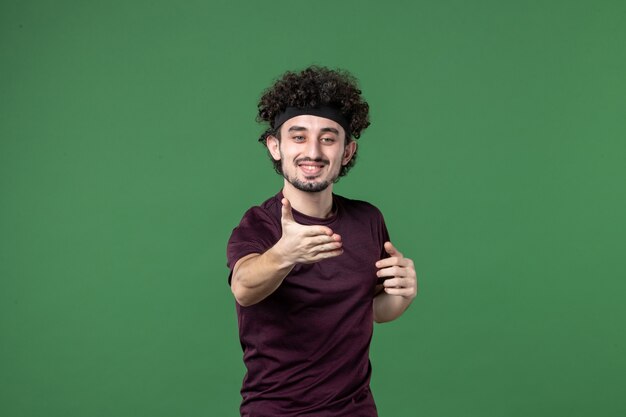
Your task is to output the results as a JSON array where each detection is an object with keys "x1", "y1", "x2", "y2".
[{"x1": 267, "y1": 240, "x2": 296, "y2": 270}]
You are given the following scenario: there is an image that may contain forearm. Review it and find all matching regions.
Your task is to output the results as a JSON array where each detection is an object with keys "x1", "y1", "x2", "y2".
[
  {"x1": 373, "y1": 292, "x2": 414, "y2": 323},
  {"x1": 230, "y1": 245, "x2": 295, "y2": 307}
]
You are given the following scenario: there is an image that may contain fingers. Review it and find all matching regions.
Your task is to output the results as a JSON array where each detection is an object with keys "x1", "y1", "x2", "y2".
[
  {"x1": 282, "y1": 198, "x2": 334, "y2": 236},
  {"x1": 382, "y1": 287, "x2": 416, "y2": 297},
  {"x1": 279, "y1": 198, "x2": 343, "y2": 263},
  {"x1": 380, "y1": 276, "x2": 418, "y2": 298},
  {"x1": 306, "y1": 247, "x2": 344, "y2": 262},
  {"x1": 375, "y1": 256, "x2": 412, "y2": 269},
  {"x1": 375, "y1": 246, "x2": 418, "y2": 299},
  {"x1": 376, "y1": 243, "x2": 412, "y2": 268},
  {"x1": 376, "y1": 265, "x2": 408, "y2": 279},
  {"x1": 381, "y1": 277, "x2": 411, "y2": 288},
  {"x1": 310, "y1": 234, "x2": 341, "y2": 246},
  {"x1": 384, "y1": 241, "x2": 403, "y2": 258},
  {"x1": 301, "y1": 226, "x2": 335, "y2": 237},
  {"x1": 302, "y1": 234, "x2": 342, "y2": 256},
  {"x1": 311, "y1": 241, "x2": 342, "y2": 254},
  {"x1": 281, "y1": 198, "x2": 295, "y2": 223}
]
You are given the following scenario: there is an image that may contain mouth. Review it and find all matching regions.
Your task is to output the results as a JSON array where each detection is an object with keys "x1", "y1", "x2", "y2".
[{"x1": 297, "y1": 160, "x2": 326, "y2": 177}]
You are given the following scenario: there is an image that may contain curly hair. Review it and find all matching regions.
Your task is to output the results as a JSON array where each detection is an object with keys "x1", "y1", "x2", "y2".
[{"x1": 257, "y1": 66, "x2": 370, "y2": 178}]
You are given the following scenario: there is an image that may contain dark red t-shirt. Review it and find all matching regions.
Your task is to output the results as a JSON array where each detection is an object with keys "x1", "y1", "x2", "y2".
[{"x1": 227, "y1": 191, "x2": 390, "y2": 417}]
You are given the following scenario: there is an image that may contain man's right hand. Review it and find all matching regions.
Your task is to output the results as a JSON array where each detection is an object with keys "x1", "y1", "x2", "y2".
[
  {"x1": 274, "y1": 198, "x2": 343, "y2": 265},
  {"x1": 231, "y1": 198, "x2": 343, "y2": 306}
]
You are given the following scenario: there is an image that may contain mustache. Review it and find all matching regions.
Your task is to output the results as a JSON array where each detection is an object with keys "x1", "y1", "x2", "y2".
[{"x1": 295, "y1": 157, "x2": 330, "y2": 165}]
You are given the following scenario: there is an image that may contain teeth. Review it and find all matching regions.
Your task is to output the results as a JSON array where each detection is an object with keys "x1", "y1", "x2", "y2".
[{"x1": 301, "y1": 165, "x2": 321, "y2": 173}]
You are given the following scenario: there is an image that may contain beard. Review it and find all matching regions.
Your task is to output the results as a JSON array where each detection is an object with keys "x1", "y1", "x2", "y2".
[
  {"x1": 286, "y1": 176, "x2": 333, "y2": 192},
  {"x1": 282, "y1": 156, "x2": 337, "y2": 193}
]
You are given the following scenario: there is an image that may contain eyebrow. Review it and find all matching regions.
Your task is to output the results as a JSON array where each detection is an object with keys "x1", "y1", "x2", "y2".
[
  {"x1": 287, "y1": 126, "x2": 340, "y2": 135},
  {"x1": 320, "y1": 127, "x2": 340, "y2": 135},
  {"x1": 287, "y1": 126, "x2": 308, "y2": 132}
]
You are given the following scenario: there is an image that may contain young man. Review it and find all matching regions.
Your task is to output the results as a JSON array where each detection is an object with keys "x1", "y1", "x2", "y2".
[{"x1": 227, "y1": 66, "x2": 417, "y2": 416}]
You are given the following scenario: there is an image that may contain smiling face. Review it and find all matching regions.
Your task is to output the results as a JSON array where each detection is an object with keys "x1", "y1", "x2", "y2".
[{"x1": 267, "y1": 115, "x2": 357, "y2": 193}]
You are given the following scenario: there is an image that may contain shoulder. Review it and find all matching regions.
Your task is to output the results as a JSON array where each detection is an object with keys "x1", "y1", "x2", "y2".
[
  {"x1": 228, "y1": 193, "x2": 282, "y2": 246},
  {"x1": 258, "y1": 192, "x2": 283, "y2": 215},
  {"x1": 334, "y1": 194, "x2": 384, "y2": 218},
  {"x1": 237, "y1": 193, "x2": 282, "y2": 226},
  {"x1": 227, "y1": 193, "x2": 283, "y2": 267}
]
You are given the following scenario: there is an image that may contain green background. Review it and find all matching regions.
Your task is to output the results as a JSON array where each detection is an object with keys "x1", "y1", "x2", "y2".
[{"x1": 2, "y1": 0, "x2": 625, "y2": 416}]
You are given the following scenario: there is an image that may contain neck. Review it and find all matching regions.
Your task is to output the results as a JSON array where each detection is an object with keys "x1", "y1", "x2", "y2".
[{"x1": 282, "y1": 181, "x2": 334, "y2": 218}]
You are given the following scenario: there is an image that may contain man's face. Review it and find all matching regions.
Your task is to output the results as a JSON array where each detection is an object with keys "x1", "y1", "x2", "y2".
[{"x1": 267, "y1": 115, "x2": 356, "y2": 193}]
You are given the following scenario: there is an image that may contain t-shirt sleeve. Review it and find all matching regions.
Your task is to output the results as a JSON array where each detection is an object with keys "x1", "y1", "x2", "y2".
[
  {"x1": 369, "y1": 204, "x2": 392, "y2": 288},
  {"x1": 377, "y1": 207, "x2": 391, "y2": 260},
  {"x1": 226, "y1": 206, "x2": 280, "y2": 284}
]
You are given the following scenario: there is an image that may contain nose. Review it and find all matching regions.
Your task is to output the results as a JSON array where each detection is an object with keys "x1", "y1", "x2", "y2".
[{"x1": 304, "y1": 137, "x2": 322, "y2": 159}]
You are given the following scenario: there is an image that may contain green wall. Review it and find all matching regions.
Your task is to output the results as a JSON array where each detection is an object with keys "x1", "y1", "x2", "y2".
[{"x1": 2, "y1": 1, "x2": 625, "y2": 416}]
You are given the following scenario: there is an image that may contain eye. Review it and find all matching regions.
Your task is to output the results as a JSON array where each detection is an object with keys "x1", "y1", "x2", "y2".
[
  {"x1": 292, "y1": 135, "x2": 306, "y2": 142},
  {"x1": 321, "y1": 137, "x2": 336, "y2": 144}
]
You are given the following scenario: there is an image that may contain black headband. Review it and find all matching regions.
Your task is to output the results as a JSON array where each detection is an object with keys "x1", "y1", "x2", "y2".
[{"x1": 272, "y1": 105, "x2": 351, "y2": 138}]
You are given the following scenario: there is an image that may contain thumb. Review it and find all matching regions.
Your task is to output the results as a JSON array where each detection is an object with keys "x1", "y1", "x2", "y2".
[
  {"x1": 281, "y1": 198, "x2": 296, "y2": 224},
  {"x1": 384, "y1": 241, "x2": 403, "y2": 258}
]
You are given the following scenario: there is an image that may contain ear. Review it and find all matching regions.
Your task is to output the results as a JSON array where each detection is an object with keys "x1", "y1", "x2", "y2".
[
  {"x1": 342, "y1": 140, "x2": 357, "y2": 166},
  {"x1": 266, "y1": 135, "x2": 281, "y2": 161}
]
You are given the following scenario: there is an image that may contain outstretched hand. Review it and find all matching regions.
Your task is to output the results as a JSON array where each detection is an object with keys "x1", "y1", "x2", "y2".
[
  {"x1": 275, "y1": 198, "x2": 343, "y2": 265},
  {"x1": 375, "y1": 242, "x2": 418, "y2": 299}
]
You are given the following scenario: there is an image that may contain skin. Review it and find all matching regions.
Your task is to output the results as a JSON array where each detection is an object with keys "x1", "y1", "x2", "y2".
[{"x1": 230, "y1": 115, "x2": 417, "y2": 322}]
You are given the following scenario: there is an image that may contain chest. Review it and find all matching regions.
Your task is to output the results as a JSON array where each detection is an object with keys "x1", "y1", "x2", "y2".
[{"x1": 279, "y1": 227, "x2": 382, "y2": 307}]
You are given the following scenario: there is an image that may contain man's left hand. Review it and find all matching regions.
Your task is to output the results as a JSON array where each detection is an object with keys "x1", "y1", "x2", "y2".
[{"x1": 375, "y1": 242, "x2": 418, "y2": 299}]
